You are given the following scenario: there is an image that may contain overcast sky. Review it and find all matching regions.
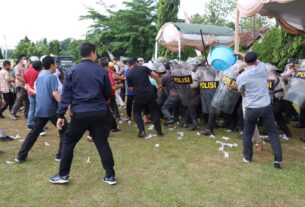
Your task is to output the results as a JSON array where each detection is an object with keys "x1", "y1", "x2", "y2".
[{"x1": 0, "y1": 0, "x2": 205, "y2": 49}]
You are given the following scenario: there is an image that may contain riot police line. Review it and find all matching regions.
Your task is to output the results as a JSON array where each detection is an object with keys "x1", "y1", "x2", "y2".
[{"x1": 148, "y1": 57, "x2": 305, "y2": 140}]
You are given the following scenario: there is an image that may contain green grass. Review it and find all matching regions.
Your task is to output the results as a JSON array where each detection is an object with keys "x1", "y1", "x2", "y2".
[{"x1": 1, "y1": 114, "x2": 305, "y2": 207}]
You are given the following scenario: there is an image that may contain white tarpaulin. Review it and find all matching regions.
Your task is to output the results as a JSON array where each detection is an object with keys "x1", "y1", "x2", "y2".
[
  {"x1": 155, "y1": 22, "x2": 235, "y2": 53},
  {"x1": 237, "y1": 0, "x2": 305, "y2": 34}
]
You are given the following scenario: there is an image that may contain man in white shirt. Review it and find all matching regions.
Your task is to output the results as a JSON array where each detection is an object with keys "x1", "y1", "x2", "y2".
[{"x1": 0, "y1": 60, "x2": 15, "y2": 118}]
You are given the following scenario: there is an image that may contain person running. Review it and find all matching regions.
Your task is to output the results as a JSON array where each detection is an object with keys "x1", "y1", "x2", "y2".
[
  {"x1": 15, "y1": 56, "x2": 68, "y2": 163},
  {"x1": 49, "y1": 43, "x2": 116, "y2": 185}
]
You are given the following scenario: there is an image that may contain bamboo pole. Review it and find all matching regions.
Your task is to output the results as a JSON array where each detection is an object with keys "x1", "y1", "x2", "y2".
[{"x1": 234, "y1": 8, "x2": 240, "y2": 53}]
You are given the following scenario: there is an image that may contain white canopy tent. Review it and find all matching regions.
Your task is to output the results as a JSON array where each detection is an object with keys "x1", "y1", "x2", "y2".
[
  {"x1": 155, "y1": 22, "x2": 235, "y2": 59},
  {"x1": 236, "y1": 0, "x2": 305, "y2": 35}
]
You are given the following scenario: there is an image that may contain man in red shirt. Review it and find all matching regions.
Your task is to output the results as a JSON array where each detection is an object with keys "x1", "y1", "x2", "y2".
[
  {"x1": 24, "y1": 56, "x2": 40, "y2": 129},
  {"x1": 98, "y1": 57, "x2": 123, "y2": 132}
]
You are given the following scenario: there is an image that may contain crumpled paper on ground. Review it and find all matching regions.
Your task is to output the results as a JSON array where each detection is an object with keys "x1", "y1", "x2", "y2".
[{"x1": 145, "y1": 134, "x2": 157, "y2": 139}]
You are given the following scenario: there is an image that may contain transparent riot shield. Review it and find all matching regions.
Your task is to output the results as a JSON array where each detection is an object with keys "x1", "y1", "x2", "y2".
[
  {"x1": 284, "y1": 70, "x2": 305, "y2": 108},
  {"x1": 211, "y1": 66, "x2": 240, "y2": 114}
]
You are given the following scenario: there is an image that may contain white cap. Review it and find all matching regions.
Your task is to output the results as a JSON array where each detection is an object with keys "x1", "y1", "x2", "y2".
[
  {"x1": 30, "y1": 56, "x2": 39, "y2": 62},
  {"x1": 143, "y1": 62, "x2": 156, "y2": 71},
  {"x1": 40, "y1": 55, "x2": 47, "y2": 62}
]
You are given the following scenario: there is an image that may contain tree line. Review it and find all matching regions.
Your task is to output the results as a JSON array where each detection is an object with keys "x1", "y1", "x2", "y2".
[{"x1": 4, "y1": 0, "x2": 305, "y2": 66}]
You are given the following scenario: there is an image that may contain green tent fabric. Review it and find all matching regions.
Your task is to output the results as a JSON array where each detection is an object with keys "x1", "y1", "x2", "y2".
[{"x1": 173, "y1": 23, "x2": 234, "y2": 36}]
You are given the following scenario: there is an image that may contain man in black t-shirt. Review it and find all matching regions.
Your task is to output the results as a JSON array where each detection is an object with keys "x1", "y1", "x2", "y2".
[{"x1": 126, "y1": 58, "x2": 163, "y2": 137}]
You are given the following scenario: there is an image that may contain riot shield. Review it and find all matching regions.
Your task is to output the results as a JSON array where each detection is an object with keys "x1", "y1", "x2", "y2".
[
  {"x1": 265, "y1": 63, "x2": 285, "y2": 100},
  {"x1": 211, "y1": 65, "x2": 240, "y2": 114},
  {"x1": 284, "y1": 69, "x2": 305, "y2": 108},
  {"x1": 194, "y1": 67, "x2": 218, "y2": 113},
  {"x1": 171, "y1": 63, "x2": 199, "y2": 107}
]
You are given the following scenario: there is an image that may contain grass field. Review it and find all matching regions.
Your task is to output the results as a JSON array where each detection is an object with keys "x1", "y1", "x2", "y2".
[{"x1": 1, "y1": 112, "x2": 305, "y2": 207}]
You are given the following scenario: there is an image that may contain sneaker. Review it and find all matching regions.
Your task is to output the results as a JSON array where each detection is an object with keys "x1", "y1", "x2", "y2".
[
  {"x1": 54, "y1": 158, "x2": 61, "y2": 162},
  {"x1": 274, "y1": 161, "x2": 282, "y2": 169},
  {"x1": 39, "y1": 129, "x2": 46, "y2": 136},
  {"x1": 49, "y1": 174, "x2": 69, "y2": 184},
  {"x1": 9, "y1": 114, "x2": 17, "y2": 120},
  {"x1": 14, "y1": 158, "x2": 24, "y2": 163},
  {"x1": 242, "y1": 158, "x2": 251, "y2": 163},
  {"x1": 102, "y1": 176, "x2": 117, "y2": 185}
]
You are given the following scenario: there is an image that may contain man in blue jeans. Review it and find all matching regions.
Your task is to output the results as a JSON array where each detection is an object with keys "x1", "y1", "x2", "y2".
[
  {"x1": 234, "y1": 52, "x2": 283, "y2": 169},
  {"x1": 24, "y1": 57, "x2": 40, "y2": 129}
]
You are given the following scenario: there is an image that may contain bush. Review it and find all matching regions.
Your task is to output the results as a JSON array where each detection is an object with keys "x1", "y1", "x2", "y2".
[{"x1": 252, "y1": 28, "x2": 305, "y2": 69}]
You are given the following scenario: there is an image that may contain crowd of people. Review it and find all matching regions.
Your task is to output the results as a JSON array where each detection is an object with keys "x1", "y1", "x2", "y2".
[{"x1": 1, "y1": 42, "x2": 305, "y2": 184}]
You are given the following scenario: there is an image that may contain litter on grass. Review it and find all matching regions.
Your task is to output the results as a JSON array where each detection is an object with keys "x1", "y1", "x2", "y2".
[
  {"x1": 280, "y1": 134, "x2": 289, "y2": 141},
  {"x1": 169, "y1": 126, "x2": 176, "y2": 131},
  {"x1": 86, "y1": 156, "x2": 91, "y2": 164},
  {"x1": 5, "y1": 161, "x2": 14, "y2": 164},
  {"x1": 216, "y1": 140, "x2": 238, "y2": 158},
  {"x1": 44, "y1": 141, "x2": 50, "y2": 146},
  {"x1": 222, "y1": 136, "x2": 229, "y2": 140},
  {"x1": 176, "y1": 131, "x2": 184, "y2": 137},
  {"x1": 155, "y1": 144, "x2": 160, "y2": 148},
  {"x1": 223, "y1": 151, "x2": 230, "y2": 158},
  {"x1": 145, "y1": 134, "x2": 157, "y2": 139},
  {"x1": 197, "y1": 132, "x2": 201, "y2": 136}
]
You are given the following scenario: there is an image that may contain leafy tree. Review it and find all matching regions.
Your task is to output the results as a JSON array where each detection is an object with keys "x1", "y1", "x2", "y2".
[
  {"x1": 239, "y1": 15, "x2": 274, "y2": 31},
  {"x1": 0, "y1": 49, "x2": 3, "y2": 59},
  {"x1": 12, "y1": 36, "x2": 37, "y2": 58},
  {"x1": 65, "y1": 39, "x2": 85, "y2": 62},
  {"x1": 48, "y1": 40, "x2": 61, "y2": 55},
  {"x1": 156, "y1": 0, "x2": 180, "y2": 30},
  {"x1": 34, "y1": 38, "x2": 49, "y2": 56},
  {"x1": 60, "y1": 38, "x2": 73, "y2": 53},
  {"x1": 203, "y1": 0, "x2": 235, "y2": 27},
  {"x1": 82, "y1": 0, "x2": 157, "y2": 59},
  {"x1": 191, "y1": 0, "x2": 273, "y2": 31},
  {"x1": 252, "y1": 28, "x2": 305, "y2": 69},
  {"x1": 156, "y1": 0, "x2": 180, "y2": 59}
]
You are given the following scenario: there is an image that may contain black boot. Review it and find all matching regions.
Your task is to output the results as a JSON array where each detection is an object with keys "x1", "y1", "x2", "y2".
[
  {"x1": 188, "y1": 119, "x2": 199, "y2": 131},
  {"x1": 200, "y1": 128, "x2": 214, "y2": 136},
  {"x1": 180, "y1": 120, "x2": 188, "y2": 128},
  {"x1": 165, "y1": 118, "x2": 175, "y2": 125},
  {"x1": 137, "y1": 131, "x2": 146, "y2": 138}
]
